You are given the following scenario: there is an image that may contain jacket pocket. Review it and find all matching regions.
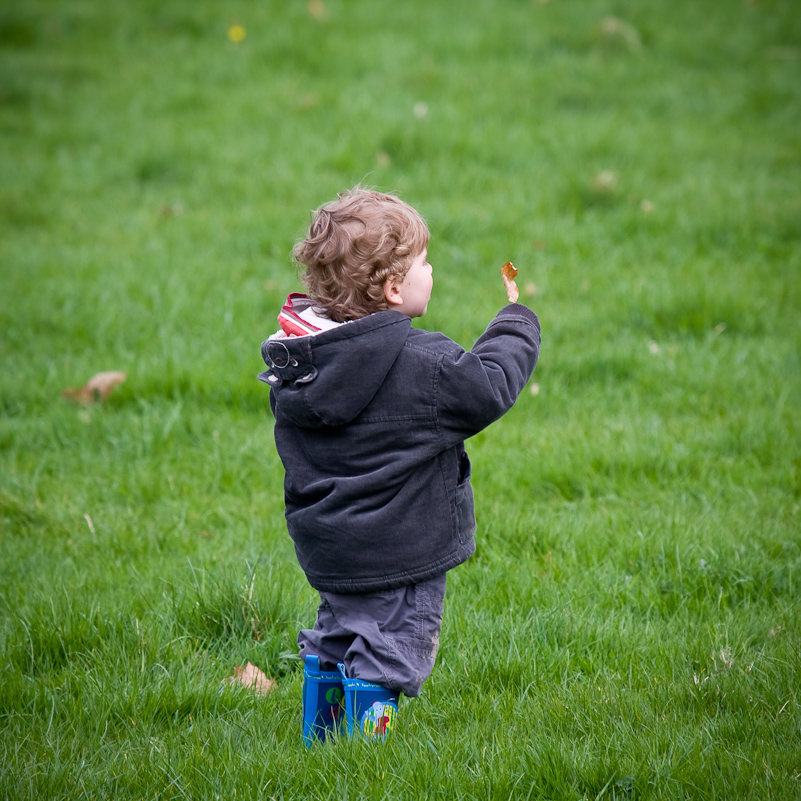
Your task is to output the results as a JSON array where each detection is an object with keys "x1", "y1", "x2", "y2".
[
  {"x1": 457, "y1": 449, "x2": 471, "y2": 484},
  {"x1": 454, "y1": 450, "x2": 476, "y2": 544}
]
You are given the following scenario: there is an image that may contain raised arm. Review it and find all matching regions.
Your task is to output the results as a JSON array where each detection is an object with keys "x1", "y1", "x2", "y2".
[{"x1": 436, "y1": 304, "x2": 541, "y2": 443}]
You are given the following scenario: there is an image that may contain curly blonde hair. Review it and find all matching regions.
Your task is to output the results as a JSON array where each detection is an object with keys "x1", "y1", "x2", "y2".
[{"x1": 293, "y1": 187, "x2": 430, "y2": 322}]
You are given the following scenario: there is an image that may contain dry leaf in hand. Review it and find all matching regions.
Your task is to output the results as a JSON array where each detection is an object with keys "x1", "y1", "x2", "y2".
[
  {"x1": 224, "y1": 662, "x2": 275, "y2": 695},
  {"x1": 62, "y1": 371, "x2": 126, "y2": 405},
  {"x1": 501, "y1": 261, "x2": 519, "y2": 303}
]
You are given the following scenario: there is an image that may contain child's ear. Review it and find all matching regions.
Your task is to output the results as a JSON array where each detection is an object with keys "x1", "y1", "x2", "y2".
[{"x1": 383, "y1": 276, "x2": 404, "y2": 307}]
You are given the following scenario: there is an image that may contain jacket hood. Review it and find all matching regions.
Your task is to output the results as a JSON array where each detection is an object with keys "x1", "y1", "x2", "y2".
[{"x1": 258, "y1": 311, "x2": 412, "y2": 428}]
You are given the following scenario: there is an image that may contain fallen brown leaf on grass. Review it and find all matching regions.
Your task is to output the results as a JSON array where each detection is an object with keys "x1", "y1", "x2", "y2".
[
  {"x1": 308, "y1": 0, "x2": 326, "y2": 19},
  {"x1": 223, "y1": 662, "x2": 275, "y2": 695},
  {"x1": 62, "y1": 371, "x2": 126, "y2": 405},
  {"x1": 598, "y1": 17, "x2": 641, "y2": 51},
  {"x1": 593, "y1": 170, "x2": 617, "y2": 192}
]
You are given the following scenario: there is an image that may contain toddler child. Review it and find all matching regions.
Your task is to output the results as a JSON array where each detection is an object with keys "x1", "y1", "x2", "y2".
[{"x1": 258, "y1": 187, "x2": 541, "y2": 743}]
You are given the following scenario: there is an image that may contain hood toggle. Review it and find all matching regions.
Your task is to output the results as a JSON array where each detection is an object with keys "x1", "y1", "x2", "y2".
[{"x1": 259, "y1": 338, "x2": 318, "y2": 386}]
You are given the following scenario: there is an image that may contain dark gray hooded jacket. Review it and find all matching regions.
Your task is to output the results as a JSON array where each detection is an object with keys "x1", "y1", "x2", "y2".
[{"x1": 259, "y1": 303, "x2": 541, "y2": 593}]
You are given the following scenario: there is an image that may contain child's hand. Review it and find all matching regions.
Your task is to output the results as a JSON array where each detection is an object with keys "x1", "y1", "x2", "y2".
[{"x1": 501, "y1": 261, "x2": 519, "y2": 303}]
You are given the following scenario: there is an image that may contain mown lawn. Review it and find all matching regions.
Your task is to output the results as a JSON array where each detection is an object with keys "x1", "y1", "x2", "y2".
[{"x1": 1, "y1": 0, "x2": 800, "y2": 798}]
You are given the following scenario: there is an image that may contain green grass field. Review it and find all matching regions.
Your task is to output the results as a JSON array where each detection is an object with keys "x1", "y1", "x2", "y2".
[{"x1": 1, "y1": 0, "x2": 800, "y2": 798}]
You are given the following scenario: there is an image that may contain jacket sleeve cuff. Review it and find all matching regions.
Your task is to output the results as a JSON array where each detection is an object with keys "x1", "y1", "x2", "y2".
[{"x1": 495, "y1": 303, "x2": 540, "y2": 327}]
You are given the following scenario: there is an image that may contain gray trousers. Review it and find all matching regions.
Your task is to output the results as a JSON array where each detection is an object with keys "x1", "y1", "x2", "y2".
[{"x1": 298, "y1": 574, "x2": 446, "y2": 698}]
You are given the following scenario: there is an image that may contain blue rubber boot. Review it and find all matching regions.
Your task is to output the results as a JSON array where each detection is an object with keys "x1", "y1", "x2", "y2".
[
  {"x1": 337, "y1": 663, "x2": 399, "y2": 740},
  {"x1": 302, "y1": 655, "x2": 344, "y2": 747}
]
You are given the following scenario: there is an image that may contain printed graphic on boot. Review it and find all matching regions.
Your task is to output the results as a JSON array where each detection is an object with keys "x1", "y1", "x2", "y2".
[
  {"x1": 325, "y1": 686, "x2": 344, "y2": 722},
  {"x1": 361, "y1": 701, "x2": 397, "y2": 738}
]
